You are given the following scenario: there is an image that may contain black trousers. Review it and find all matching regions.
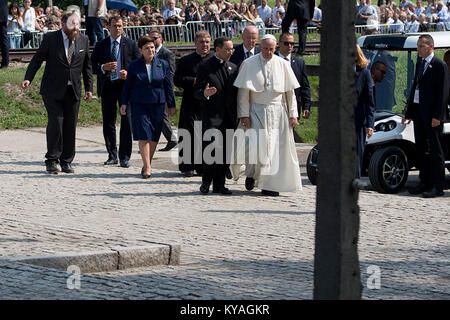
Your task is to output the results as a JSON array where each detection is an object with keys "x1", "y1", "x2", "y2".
[
  {"x1": 161, "y1": 107, "x2": 177, "y2": 144},
  {"x1": 413, "y1": 115, "x2": 445, "y2": 189},
  {"x1": 282, "y1": 14, "x2": 308, "y2": 55},
  {"x1": 43, "y1": 86, "x2": 80, "y2": 165},
  {"x1": 0, "y1": 22, "x2": 9, "y2": 67},
  {"x1": 355, "y1": 125, "x2": 366, "y2": 179},
  {"x1": 101, "y1": 81, "x2": 132, "y2": 162},
  {"x1": 202, "y1": 126, "x2": 227, "y2": 189}
]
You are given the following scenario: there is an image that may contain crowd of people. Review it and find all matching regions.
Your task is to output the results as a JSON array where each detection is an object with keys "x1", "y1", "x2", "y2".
[
  {"x1": 357, "y1": 0, "x2": 450, "y2": 34},
  {"x1": 0, "y1": 0, "x2": 322, "y2": 49}
]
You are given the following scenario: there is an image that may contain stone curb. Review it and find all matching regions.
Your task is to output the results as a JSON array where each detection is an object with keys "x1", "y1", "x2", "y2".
[{"x1": 6, "y1": 244, "x2": 181, "y2": 273}]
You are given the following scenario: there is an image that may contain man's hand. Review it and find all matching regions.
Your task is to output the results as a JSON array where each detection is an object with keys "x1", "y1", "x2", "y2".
[
  {"x1": 204, "y1": 83, "x2": 217, "y2": 97},
  {"x1": 401, "y1": 117, "x2": 411, "y2": 124},
  {"x1": 431, "y1": 118, "x2": 440, "y2": 127},
  {"x1": 120, "y1": 105, "x2": 127, "y2": 115},
  {"x1": 119, "y1": 69, "x2": 127, "y2": 80},
  {"x1": 302, "y1": 110, "x2": 310, "y2": 119},
  {"x1": 289, "y1": 117, "x2": 298, "y2": 128},
  {"x1": 241, "y1": 117, "x2": 250, "y2": 128},
  {"x1": 102, "y1": 62, "x2": 117, "y2": 71},
  {"x1": 21, "y1": 80, "x2": 30, "y2": 89},
  {"x1": 84, "y1": 91, "x2": 93, "y2": 102},
  {"x1": 366, "y1": 127, "x2": 374, "y2": 139},
  {"x1": 169, "y1": 107, "x2": 176, "y2": 117}
]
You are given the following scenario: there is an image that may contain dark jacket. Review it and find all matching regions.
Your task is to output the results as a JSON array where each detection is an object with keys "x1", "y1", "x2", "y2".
[
  {"x1": 405, "y1": 55, "x2": 449, "y2": 122},
  {"x1": 174, "y1": 51, "x2": 214, "y2": 128},
  {"x1": 156, "y1": 45, "x2": 176, "y2": 82},
  {"x1": 277, "y1": 52, "x2": 311, "y2": 115},
  {"x1": 354, "y1": 66, "x2": 375, "y2": 129},
  {"x1": 229, "y1": 43, "x2": 260, "y2": 69},
  {"x1": 121, "y1": 57, "x2": 175, "y2": 108},
  {"x1": 286, "y1": 0, "x2": 315, "y2": 21},
  {"x1": 194, "y1": 56, "x2": 238, "y2": 129},
  {"x1": 24, "y1": 30, "x2": 93, "y2": 100},
  {"x1": 0, "y1": 0, "x2": 8, "y2": 24},
  {"x1": 91, "y1": 35, "x2": 140, "y2": 96}
]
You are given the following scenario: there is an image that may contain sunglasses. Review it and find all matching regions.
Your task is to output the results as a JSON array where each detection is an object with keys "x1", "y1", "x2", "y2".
[{"x1": 283, "y1": 41, "x2": 295, "y2": 46}]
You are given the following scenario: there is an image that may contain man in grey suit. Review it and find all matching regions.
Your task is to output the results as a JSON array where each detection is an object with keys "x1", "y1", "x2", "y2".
[
  {"x1": 149, "y1": 29, "x2": 178, "y2": 151},
  {"x1": 22, "y1": 11, "x2": 93, "y2": 174},
  {"x1": 0, "y1": 0, "x2": 8, "y2": 68}
]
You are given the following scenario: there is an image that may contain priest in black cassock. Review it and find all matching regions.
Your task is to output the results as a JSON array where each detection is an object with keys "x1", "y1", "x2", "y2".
[
  {"x1": 174, "y1": 30, "x2": 214, "y2": 177},
  {"x1": 193, "y1": 37, "x2": 238, "y2": 195}
]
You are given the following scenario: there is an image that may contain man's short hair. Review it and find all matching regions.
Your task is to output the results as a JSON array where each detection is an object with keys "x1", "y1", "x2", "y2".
[
  {"x1": 195, "y1": 30, "x2": 211, "y2": 40},
  {"x1": 108, "y1": 15, "x2": 123, "y2": 25},
  {"x1": 279, "y1": 32, "x2": 293, "y2": 42},
  {"x1": 61, "y1": 11, "x2": 77, "y2": 24},
  {"x1": 148, "y1": 29, "x2": 162, "y2": 36},
  {"x1": 418, "y1": 34, "x2": 434, "y2": 46},
  {"x1": 214, "y1": 37, "x2": 231, "y2": 50}
]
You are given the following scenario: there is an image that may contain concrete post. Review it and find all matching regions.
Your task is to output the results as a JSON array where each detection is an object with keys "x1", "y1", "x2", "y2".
[{"x1": 313, "y1": 1, "x2": 362, "y2": 299}]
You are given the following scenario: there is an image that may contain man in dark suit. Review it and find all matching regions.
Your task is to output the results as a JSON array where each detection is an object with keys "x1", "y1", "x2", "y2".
[
  {"x1": 403, "y1": 34, "x2": 449, "y2": 198},
  {"x1": 282, "y1": 0, "x2": 315, "y2": 55},
  {"x1": 149, "y1": 29, "x2": 178, "y2": 152},
  {"x1": 0, "y1": 0, "x2": 8, "y2": 68},
  {"x1": 22, "y1": 11, "x2": 93, "y2": 174},
  {"x1": 174, "y1": 30, "x2": 214, "y2": 177},
  {"x1": 91, "y1": 16, "x2": 140, "y2": 168},
  {"x1": 277, "y1": 32, "x2": 311, "y2": 120},
  {"x1": 229, "y1": 25, "x2": 260, "y2": 69},
  {"x1": 194, "y1": 37, "x2": 238, "y2": 195}
]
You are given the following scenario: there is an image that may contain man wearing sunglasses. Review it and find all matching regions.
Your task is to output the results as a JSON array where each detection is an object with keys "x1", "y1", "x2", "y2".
[{"x1": 277, "y1": 32, "x2": 311, "y2": 120}]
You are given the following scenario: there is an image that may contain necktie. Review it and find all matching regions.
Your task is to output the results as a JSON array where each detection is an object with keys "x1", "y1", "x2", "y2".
[
  {"x1": 67, "y1": 40, "x2": 74, "y2": 64},
  {"x1": 245, "y1": 51, "x2": 252, "y2": 59},
  {"x1": 416, "y1": 58, "x2": 425, "y2": 81},
  {"x1": 112, "y1": 40, "x2": 118, "y2": 62}
]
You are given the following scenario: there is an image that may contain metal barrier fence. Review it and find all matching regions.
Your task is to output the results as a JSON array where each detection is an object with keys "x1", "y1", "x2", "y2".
[{"x1": 7, "y1": 21, "x2": 450, "y2": 49}]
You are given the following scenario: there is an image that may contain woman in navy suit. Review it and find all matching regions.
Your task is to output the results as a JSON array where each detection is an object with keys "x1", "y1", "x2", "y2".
[
  {"x1": 354, "y1": 45, "x2": 375, "y2": 178},
  {"x1": 120, "y1": 36, "x2": 176, "y2": 178}
]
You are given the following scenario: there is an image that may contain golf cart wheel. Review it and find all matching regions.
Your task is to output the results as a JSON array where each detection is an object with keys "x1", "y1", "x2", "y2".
[
  {"x1": 306, "y1": 147, "x2": 318, "y2": 185},
  {"x1": 368, "y1": 146, "x2": 409, "y2": 194}
]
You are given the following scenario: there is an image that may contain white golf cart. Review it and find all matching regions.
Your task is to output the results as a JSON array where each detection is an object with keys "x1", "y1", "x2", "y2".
[{"x1": 306, "y1": 32, "x2": 450, "y2": 193}]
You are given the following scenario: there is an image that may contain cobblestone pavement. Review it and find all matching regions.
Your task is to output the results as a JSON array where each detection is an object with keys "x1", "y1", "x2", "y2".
[{"x1": 0, "y1": 127, "x2": 448, "y2": 300}]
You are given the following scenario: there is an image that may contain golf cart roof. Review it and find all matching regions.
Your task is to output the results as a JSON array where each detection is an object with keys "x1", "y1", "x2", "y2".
[{"x1": 358, "y1": 32, "x2": 450, "y2": 50}]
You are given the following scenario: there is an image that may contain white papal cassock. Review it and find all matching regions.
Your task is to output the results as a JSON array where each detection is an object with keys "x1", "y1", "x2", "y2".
[{"x1": 230, "y1": 53, "x2": 302, "y2": 192}]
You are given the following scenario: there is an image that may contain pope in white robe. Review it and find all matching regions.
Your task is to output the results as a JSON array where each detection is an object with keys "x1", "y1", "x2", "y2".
[{"x1": 230, "y1": 34, "x2": 302, "y2": 195}]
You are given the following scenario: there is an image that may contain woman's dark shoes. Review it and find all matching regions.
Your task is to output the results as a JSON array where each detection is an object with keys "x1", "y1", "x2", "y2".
[
  {"x1": 200, "y1": 182, "x2": 210, "y2": 194},
  {"x1": 61, "y1": 163, "x2": 74, "y2": 173},
  {"x1": 213, "y1": 187, "x2": 232, "y2": 195},
  {"x1": 422, "y1": 186, "x2": 444, "y2": 198},
  {"x1": 104, "y1": 158, "x2": 118, "y2": 165},
  {"x1": 245, "y1": 177, "x2": 255, "y2": 190},
  {"x1": 46, "y1": 162, "x2": 60, "y2": 174},
  {"x1": 141, "y1": 167, "x2": 151, "y2": 179},
  {"x1": 261, "y1": 189, "x2": 279, "y2": 197}
]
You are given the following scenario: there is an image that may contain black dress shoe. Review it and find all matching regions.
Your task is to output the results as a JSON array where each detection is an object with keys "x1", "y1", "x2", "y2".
[
  {"x1": 408, "y1": 182, "x2": 428, "y2": 195},
  {"x1": 46, "y1": 162, "x2": 60, "y2": 174},
  {"x1": 142, "y1": 173, "x2": 151, "y2": 179},
  {"x1": 261, "y1": 189, "x2": 279, "y2": 197},
  {"x1": 61, "y1": 163, "x2": 74, "y2": 173},
  {"x1": 225, "y1": 167, "x2": 232, "y2": 179},
  {"x1": 200, "y1": 182, "x2": 210, "y2": 194},
  {"x1": 159, "y1": 141, "x2": 177, "y2": 152},
  {"x1": 120, "y1": 160, "x2": 130, "y2": 168},
  {"x1": 104, "y1": 158, "x2": 118, "y2": 165},
  {"x1": 245, "y1": 177, "x2": 255, "y2": 191},
  {"x1": 422, "y1": 186, "x2": 444, "y2": 198},
  {"x1": 183, "y1": 170, "x2": 194, "y2": 177},
  {"x1": 213, "y1": 187, "x2": 232, "y2": 195}
]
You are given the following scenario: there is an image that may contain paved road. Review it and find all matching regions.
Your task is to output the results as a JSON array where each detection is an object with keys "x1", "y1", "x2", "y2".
[{"x1": 0, "y1": 126, "x2": 448, "y2": 300}]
